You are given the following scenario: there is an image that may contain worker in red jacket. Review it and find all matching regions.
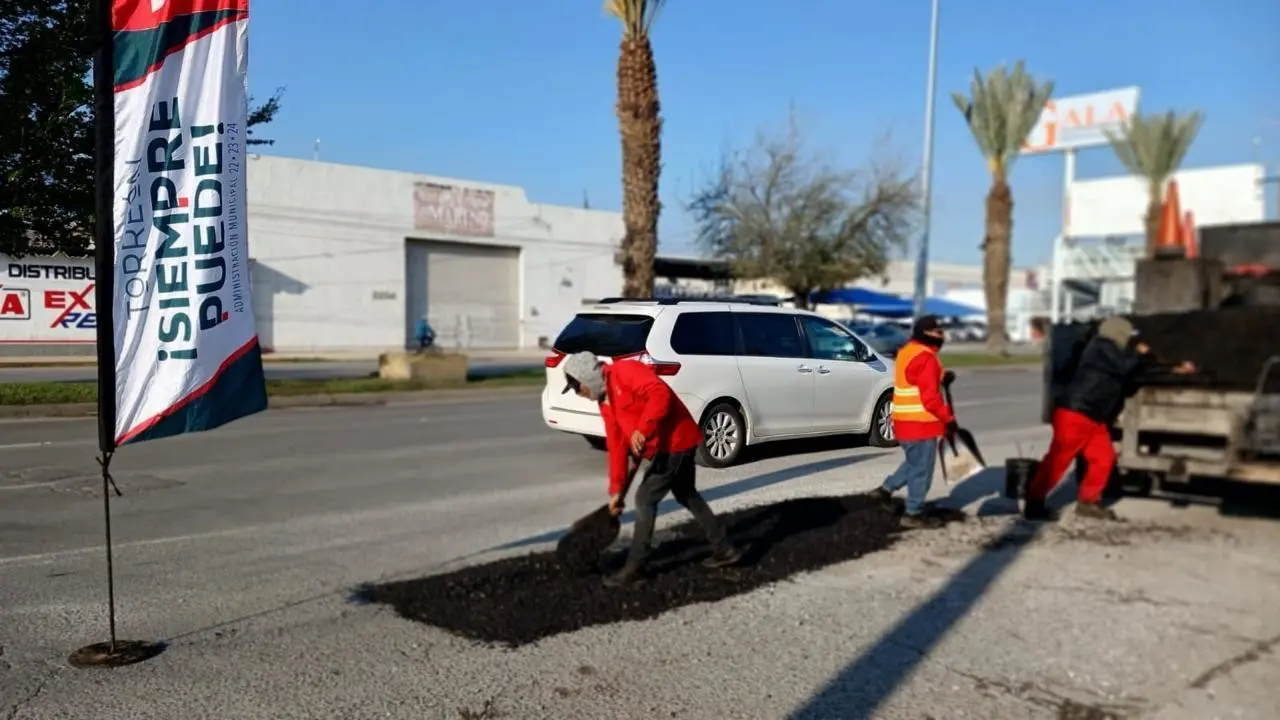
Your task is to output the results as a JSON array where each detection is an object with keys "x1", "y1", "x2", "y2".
[
  {"x1": 1027, "y1": 316, "x2": 1196, "y2": 522},
  {"x1": 561, "y1": 351, "x2": 743, "y2": 587},
  {"x1": 869, "y1": 315, "x2": 956, "y2": 529}
]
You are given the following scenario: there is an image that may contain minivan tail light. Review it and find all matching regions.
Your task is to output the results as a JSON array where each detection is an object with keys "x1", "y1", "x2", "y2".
[
  {"x1": 545, "y1": 351, "x2": 565, "y2": 368},
  {"x1": 619, "y1": 351, "x2": 681, "y2": 376}
]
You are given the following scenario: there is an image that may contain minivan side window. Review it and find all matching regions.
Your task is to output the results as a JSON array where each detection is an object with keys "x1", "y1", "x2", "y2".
[
  {"x1": 736, "y1": 313, "x2": 806, "y2": 358},
  {"x1": 670, "y1": 312, "x2": 737, "y2": 356},
  {"x1": 800, "y1": 316, "x2": 872, "y2": 362}
]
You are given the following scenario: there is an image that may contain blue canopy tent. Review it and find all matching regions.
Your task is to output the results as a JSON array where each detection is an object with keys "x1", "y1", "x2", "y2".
[
  {"x1": 856, "y1": 296, "x2": 985, "y2": 319},
  {"x1": 808, "y1": 287, "x2": 909, "y2": 308}
]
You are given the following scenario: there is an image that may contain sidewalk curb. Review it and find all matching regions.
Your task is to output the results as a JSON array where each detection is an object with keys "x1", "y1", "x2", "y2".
[
  {"x1": 965, "y1": 364, "x2": 1041, "y2": 373},
  {"x1": 0, "y1": 385, "x2": 542, "y2": 420}
]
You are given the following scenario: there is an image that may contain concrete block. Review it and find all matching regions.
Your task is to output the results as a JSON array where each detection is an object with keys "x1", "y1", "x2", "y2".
[
  {"x1": 378, "y1": 351, "x2": 468, "y2": 382},
  {"x1": 1134, "y1": 258, "x2": 1224, "y2": 315}
]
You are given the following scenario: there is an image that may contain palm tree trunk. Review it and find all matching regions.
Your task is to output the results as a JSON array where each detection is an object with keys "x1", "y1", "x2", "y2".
[
  {"x1": 982, "y1": 178, "x2": 1013, "y2": 354},
  {"x1": 1143, "y1": 197, "x2": 1161, "y2": 258},
  {"x1": 616, "y1": 35, "x2": 662, "y2": 298}
]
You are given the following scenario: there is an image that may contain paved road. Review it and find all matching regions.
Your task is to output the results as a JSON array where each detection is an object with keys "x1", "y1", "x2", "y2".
[
  {"x1": 0, "y1": 358, "x2": 543, "y2": 383},
  {"x1": 3, "y1": 369, "x2": 1277, "y2": 719}
]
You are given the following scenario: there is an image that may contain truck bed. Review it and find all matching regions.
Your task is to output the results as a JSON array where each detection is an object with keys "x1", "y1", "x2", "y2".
[{"x1": 1117, "y1": 386, "x2": 1280, "y2": 485}]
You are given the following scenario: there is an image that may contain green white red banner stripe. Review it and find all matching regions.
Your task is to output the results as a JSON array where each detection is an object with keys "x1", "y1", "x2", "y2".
[{"x1": 106, "y1": 0, "x2": 266, "y2": 446}]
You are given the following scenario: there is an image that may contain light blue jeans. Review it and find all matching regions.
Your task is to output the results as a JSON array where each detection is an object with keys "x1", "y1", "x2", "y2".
[{"x1": 881, "y1": 439, "x2": 938, "y2": 516}]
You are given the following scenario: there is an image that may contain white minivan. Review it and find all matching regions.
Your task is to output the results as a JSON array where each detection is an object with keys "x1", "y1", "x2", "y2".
[{"x1": 541, "y1": 299, "x2": 897, "y2": 467}]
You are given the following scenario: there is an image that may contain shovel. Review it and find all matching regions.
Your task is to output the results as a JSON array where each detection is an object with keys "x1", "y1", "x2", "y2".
[
  {"x1": 555, "y1": 455, "x2": 645, "y2": 573},
  {"x1": 937, "y1": 376, "x2": 987, "y2": 484}
]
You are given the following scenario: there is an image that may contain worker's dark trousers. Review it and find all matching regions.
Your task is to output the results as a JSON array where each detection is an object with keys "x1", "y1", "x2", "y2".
[
  {"x1": 1027, "y1": 408, "x2": 1115, "y2": 504},
  {"x1": 627, "y1": 450, "x2": 729, "y2": 567}
]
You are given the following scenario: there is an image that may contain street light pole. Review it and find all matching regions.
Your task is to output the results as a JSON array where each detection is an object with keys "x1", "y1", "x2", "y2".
[{"x1": 912, "y1": 0, "x2": 940, "y2": 318}]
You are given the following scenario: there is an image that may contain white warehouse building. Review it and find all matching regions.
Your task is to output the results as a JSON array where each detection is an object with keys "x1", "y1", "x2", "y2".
[{"x1": 246, "y1": 155, "x2": 623, "y2": 353}]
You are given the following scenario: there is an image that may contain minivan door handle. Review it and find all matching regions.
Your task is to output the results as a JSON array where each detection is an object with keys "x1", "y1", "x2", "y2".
[
  {"x1": 816, "y1": 366, "x2": 831, "y2": 374},
  {"x1": 797, "y1": 364, "x2": 813, "y2": 373}
]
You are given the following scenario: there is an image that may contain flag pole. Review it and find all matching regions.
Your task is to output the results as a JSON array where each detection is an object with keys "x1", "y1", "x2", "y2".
[{"x1": 68, "y1": 0, "x2": 164, "y2": 670}]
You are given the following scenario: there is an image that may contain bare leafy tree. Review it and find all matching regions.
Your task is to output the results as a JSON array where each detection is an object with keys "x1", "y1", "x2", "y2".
[
  {"x1": 604, "y1": 0, "x2": 666, "y2": 298},
  {"x1": 1104, "y1": 111, "x2": 1203, "y2": 257},
  {"x1": 687, "y1": 117, "x2": 919, "y2": 309},
  {"x1": 951, "y1": 61, "x2": 1053, "y2": 353}
]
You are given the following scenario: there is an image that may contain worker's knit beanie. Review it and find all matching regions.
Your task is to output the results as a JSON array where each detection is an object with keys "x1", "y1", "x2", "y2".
[
  {"x1": 562, "y1": 351, "x2": 606, "y2": 398},
  {"x1": 1097, "y1": 317, "x2": 1134, "y2": 348}
]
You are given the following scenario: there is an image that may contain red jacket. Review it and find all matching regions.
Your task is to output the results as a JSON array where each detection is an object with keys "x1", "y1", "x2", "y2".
[
  {"x1": 893, "y1": 345, "x2": 955, "y2": 442},
  {"x1": 600, "y1": 360, "x2": 702, "y2": 494}
]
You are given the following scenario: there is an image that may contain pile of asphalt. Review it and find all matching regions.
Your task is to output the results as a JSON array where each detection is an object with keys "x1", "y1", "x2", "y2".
[
  {"x1": 359, "y1": 493, "x2": 963, "y2": 647},
  {"x1": 1132, "y1": 306, "x2": 1280, "y2": 393}
]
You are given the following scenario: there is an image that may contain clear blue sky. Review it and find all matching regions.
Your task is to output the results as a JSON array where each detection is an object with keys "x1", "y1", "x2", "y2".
[{"x1": 249, "y1": 0, "x2": 1279, "y2": 269}]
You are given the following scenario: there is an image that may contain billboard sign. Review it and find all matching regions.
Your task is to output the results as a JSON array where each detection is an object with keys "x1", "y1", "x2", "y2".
[
  {"x1": 0, "y1": 256, "x2": 97, "y2": 341},
  {"x1": 1023, "y1": 87, "x2": 1140, "y2": 155},
  {"x1": 1067, "y1": 164, "x2": 1266, "y2": 238},
  {"x1": 413, "y1": 182, "x2": 496, "y2": 238}
]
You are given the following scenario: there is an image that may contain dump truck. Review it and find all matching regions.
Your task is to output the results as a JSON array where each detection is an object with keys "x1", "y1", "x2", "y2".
[{"x1": 1042, "y1": 220, "x2": 1280, "y2": 495}]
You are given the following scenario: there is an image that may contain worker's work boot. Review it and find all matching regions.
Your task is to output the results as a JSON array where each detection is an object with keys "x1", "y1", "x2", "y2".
[
  {"x1": 868, "y1": 487, "x2": 895, "y2": 511},
  {"x1": 1022, "y1": 499, "x2": 1059, "y2": 522},
  {"x1": 1074, "y1": 501, "x2": 1119, "y2": 521},
  {"x1": 602, "y1": 561, "x2": 646, "y2": 589},
  {"x1": 702, "y1": 543, "x2": 745, "y2": 569},
  {"x1": 899, "y1": 513, "x2": 943, "y2": 530}
]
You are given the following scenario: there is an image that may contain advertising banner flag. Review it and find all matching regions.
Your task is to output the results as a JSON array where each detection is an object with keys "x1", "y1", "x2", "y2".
[{"x1": 108, "y1": 0, "x2": 266, "y2": 446}]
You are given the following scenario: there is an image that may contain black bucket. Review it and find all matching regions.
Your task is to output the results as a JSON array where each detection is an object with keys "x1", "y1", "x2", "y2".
[{"x1": 1004, "y1": 458, "x2": 1040, "y2": 499}]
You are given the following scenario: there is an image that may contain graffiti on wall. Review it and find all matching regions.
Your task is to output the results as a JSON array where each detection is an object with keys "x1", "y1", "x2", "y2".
[
  {"x1": 0, "y1": 257, "x2": 97, "y2": 342},
  {"x1": 413, "y1": 182, "x2": 495, "y2": 238}
]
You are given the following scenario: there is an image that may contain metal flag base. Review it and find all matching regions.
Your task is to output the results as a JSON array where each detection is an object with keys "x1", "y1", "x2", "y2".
[{"x1": 68, "y1": 640, "x2": 166, "y2": 669}]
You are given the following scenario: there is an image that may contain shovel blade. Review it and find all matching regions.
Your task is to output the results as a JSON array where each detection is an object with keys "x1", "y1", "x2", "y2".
[
  {"x1": 943, "y1": 447, "x2": 984, "y2": 485},
  {"x1": 955, "y1": 428, "x2": 986, "y2": 466},
  {"x1": 556, "y1": 504, "x2": 621, "y2": 573}
]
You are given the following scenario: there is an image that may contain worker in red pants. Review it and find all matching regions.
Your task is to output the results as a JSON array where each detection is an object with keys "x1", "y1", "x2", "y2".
[{"x1": 1026, "y1": 317, "x2": 1196, "y2": 521}]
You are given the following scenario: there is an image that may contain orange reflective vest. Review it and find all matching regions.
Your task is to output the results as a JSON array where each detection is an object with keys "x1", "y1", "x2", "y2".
[{"x1": 892, "y1": 340, "x2": 944, "y2": 424}]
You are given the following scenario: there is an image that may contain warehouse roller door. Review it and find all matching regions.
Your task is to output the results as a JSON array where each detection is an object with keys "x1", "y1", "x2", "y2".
[{"x1": 404, "y1": 240, "x2": 520, "y2": 349}]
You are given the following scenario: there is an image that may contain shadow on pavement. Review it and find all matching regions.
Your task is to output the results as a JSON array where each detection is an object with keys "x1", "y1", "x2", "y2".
[
  {"x1": 734, "y1": 433, "x2": 884, "y2": 467},
  {"x1": 788, "y1": 518, "x2": 1049, "y2": 719},
  {"x1": 496, "y1": 451, "x2": 890, "y2": 552},
  {"x1": 1137, "y1": 478, "x2": 1280, "y2": 520}
]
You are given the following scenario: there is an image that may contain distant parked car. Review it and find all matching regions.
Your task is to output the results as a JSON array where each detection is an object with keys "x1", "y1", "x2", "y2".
[{"x1": 840, "y1": 321, "x2": 910, "y2": 358}]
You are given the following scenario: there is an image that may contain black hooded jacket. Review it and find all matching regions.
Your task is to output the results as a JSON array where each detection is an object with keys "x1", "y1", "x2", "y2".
[{"x1": 1057, "y1": 336, "x2": 1169, "y2": 424}]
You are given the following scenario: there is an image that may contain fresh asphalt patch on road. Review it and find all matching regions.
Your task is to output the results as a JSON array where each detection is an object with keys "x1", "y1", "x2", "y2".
[{"x1": 359, "y1": 492, "x2": 951, "y2": 648}]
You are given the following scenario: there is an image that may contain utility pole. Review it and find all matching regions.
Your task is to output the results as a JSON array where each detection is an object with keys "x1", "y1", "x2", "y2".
[{"x1": 912, "y1": 0, "x2": 941, "y2": 318}]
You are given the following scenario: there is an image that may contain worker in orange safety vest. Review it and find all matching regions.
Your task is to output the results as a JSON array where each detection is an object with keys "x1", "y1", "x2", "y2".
[{"x1": 868, "y1": 315, "x2": 957, "y2": 529}]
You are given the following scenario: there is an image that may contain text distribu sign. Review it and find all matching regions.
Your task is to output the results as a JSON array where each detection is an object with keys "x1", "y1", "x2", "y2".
[
  {"x1": 0, "y1": 257, "x2": 97, "y2": 340},
  {"x1": 1023, "y1": 87, "x2": 1140, "y2": 155},
  {"x1": 109, "y1": 0, "x2": 266, "y2": 446}
]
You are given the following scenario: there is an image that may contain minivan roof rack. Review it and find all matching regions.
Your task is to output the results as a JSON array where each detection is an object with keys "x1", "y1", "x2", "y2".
[{"x1": 596, "y1": 296, "x2": 783, "y2": 306}]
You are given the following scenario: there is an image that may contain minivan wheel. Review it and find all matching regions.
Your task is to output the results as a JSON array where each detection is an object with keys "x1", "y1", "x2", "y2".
[
  {"x1": 697, "y1": 402, "x2": 745, "y2": 468},
  {"x1": 869, "y1": 392, "x2": 896, "y2": 448},
  {"x1": 584, "y1": 435, "x2": 607, "y2": 451}
]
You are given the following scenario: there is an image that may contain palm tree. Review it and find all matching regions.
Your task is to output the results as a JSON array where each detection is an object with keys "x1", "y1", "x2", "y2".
[
  {"x1": 1104, "y1": 111, "x2": 1204, "y2": 257},
  {"x1": 604, "y1": 0, "x2": 666, "y2": 298},
  {"x1": 951, "y1": 62, "x2": 1054, "y2": 354}
]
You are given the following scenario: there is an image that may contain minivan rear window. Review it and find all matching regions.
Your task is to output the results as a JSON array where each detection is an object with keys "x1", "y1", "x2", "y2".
[{"x1": 554, "y1": 314, "x2": 654, "y2": 357}]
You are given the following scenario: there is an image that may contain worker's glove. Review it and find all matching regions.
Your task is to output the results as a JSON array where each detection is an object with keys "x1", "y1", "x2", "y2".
[
  {"x1": 944, "y1": 420, "x2": 959, "y2": 440},
  {"x1": 942, "y1": 370, "x2": 956, "y2": 387}
]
